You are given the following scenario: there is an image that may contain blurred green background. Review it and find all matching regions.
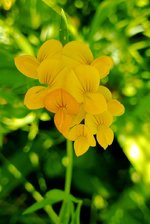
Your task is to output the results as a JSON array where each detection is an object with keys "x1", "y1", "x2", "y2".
[{"x1": 0, "y1": 0, "x2": 150, "y2": 223}]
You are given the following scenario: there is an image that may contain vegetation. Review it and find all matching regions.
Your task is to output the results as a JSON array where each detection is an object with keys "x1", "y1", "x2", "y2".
[{"x1": 0, "y1": 0, "x2": 149, "y2": 223}]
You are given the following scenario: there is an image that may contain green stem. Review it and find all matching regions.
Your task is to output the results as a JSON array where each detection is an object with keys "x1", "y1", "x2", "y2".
[
  {"x1": 59, "y1": 140, "x2": 73, "y2": 220},
  {"x1": 0, "y1": 153, "x2": 59, "y2": 224},
  {"x1": 65, "y1": 140, "x2": 73, "y2": 194},
  {"x1": 45, "y1": 206, "x2": 59, "y2": 224}
]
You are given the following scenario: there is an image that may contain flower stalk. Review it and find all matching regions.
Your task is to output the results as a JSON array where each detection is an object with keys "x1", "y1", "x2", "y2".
[{"x1": 65, "y1": 139, "x2": 73, "y2": 194}]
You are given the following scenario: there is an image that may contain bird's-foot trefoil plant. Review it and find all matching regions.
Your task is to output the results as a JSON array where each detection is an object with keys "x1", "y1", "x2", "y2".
[{"x1": 14, "y1": 9, "x2": 125, "y2": 224}]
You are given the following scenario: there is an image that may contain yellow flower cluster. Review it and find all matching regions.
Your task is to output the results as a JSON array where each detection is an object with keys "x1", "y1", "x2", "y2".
[{"x1": 15, "y1": 39, "x2": 125, "y2": 156}]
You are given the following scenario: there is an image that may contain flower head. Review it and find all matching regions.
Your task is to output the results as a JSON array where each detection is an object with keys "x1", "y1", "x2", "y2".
[
  {"x1": 85, "y1": 111, "x2": 114, "y2": 149},
  {"x1": 98, "y1": 86, "x2": 125, "y2": 116},
  {"x1": 22, "y1": 59, "x2": 66, "y2": 109},
  {"x1": 44, "y1": 89, "x2": 80, "y2": 135},
  {"x1": 14, "y1": 39, "x2": 62, "y2": 79},
  {"x1": 62, "y1": 65, "x2": 107, "y2": 114},
  {"x1": 14, "y1": 39, "x2": 125, "y2": 157},
  {"x1": 62, "y1": 40, "x2": 114, "y2": 78},
  {"x1": 68, "y1": 124, "x2": 96, "y2": 157}
]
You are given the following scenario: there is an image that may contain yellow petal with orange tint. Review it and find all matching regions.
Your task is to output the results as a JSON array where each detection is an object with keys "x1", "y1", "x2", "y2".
[
  {"x1": 37, "y1": 39, "x2": 62, "y2": 62},
  {"x1": 14, "y1": 55, "x2": 39, "y2": 79},
  {"x1": 74, "y1": 65, "x2": 100, "y2": 92},
  {"x1": 98, "y1": 86, "x2": 112, "y2": 101},
  {"x1": 67, "y1": 124, "x2": 96, "y2": 148},
  {"x1": 85, "y1": 114, "x2": 98, "y2": 134},
  {"x1": 44, "y1": 89, "x2": 79, "y2": 114},
  {"x1": 70, "y1": 104, "x2": 86, "y2": 127},
  {"x1": 74, "y1": 136, "x2": 90, "y2": 157},
  {"x1": 67, "y1": 125, "x2": 79, "y2": 141},
  {"x1": 54, "y1": 109, "x2": 74, "y2": 135},
  {"x1": 63, "y1": 41, "x2": 94, "y2": 67},
  {"x1": 24, "y1": 86, "x2": 49, "y2": 109},
  {"x1": 108, "y1": 99, "x2": 125, "y2": 116},
  {"x1": 37, "y1": 59, "x2": 64, "y2": 85},
  {"x1": 84, "y1": 92, "x2": 107, "y2": 114},
  {"x1": 97, "y1": 125, "x2": 114, "y2": 149},
  {"x1": 85, "y1": 111, "x2": 113, "y2": 134},
  {"x1": 95, "y1": 111, "x2": 113, "y2": 126},
  {"x1": 65, "y1": 65, "x2": 100, "y2": 103},
  {"x1": 87, "y1": 132, "x2": 96, "y2": 147},
  {"x1": 67, "y1": 124, "x2": 86, "y2": 141},
  {"x1": 92, "y1": 56, "x2": 113, "y2": 79},
  {"x1": 58, "y1": 68, "x2": 83, "y2": 103}
]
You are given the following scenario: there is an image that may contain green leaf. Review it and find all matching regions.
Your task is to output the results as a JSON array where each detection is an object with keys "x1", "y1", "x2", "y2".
[
  {"x1": 42, "y1": 0, "x2": 62, "y2": 15},
  {"x1": 59, "y1": 199, "x2": 74, "y2": 224},
  {"x1": 69, "y1": 194, "x2": 82, "y2": 204},
  {"x1": 42, "y1": 0, "x2": 69, "y2": 44},
  {"x1": 23, "y1": 198, "x2": 51, "y2": 215},
  {"x1": 46, "y1": 189, "x2": 82, "y2": 204},
  {"x1": 59, "y1": 8, "x2": 69, "y2": 45},
  {"x1": 23, "y1": 189, "x2": 81, "y2": 215},
  {"x1": 71, "y1": 202, "x2": 82, "y2": 224},
  {"x1": 23, "y1": 189, "x2": 66, "y2": 215},
  {"x1": 88, "y1": 0, "x2": 125, "y2": 43},
  {"x1": 46, "y1": 189, "x2": 66, "y2": 201}
]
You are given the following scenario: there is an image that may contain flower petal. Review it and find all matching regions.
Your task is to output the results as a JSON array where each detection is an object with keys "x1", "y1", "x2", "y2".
[
  {"x1": 37, "y1": 59, "x2": 65, "y2": 85},
  {"x1": 60, "y1": 66, "x2": 100, "y2": 103},
  {"x1": 97, "y1": 125, "x2": 114, "y2": 149},
  {"x1": 67, "y1": 124, "x2": 96, "y2": 148},
  {"x1": 85, "y1": 111, "x2": 113, "y2": 134},
  {"x1": 14, "y1": 55, "x2": 39, "y2": 79},
  {"x1": 37, "y1": 39, "x2": 62, "y2": 62},
  {"x1": 96, "y1": 111, "x2": 113, "y2": 126},
  {"x1": 74, "y1": 65, "x2": 100, "y2": 92},
  {"x1": 84, "y1": 92, "x2": 107, "y2": 114},
  {"x1": 54, "y1": 109, "x2": 74, "y2": 135},
  {"x1": 24, "y1": 86, "x2": 49, "y2": 109},
  {"x1": 108, "y1": 99, "x2": 125, "y2": 116},
  {"x1": 44, "y1": 89, "x2": 79, "y2": 114},
  {"x1": 98, "y1": 86, "x2": 112, "y2": 101},
  {"x1": 63, "y1": 41, "x2": 94, "y2": 67},
  {"x1": 85, "y1": 114, "x2": 98, "y2": 134},
  {"x1": 67, "y1": 124, "x2": 86, "y2": 141},
  {"x1": 59, "y1": 68, "x2": 84, "y2": 103},
  {"x1": 74, "y1": 136, "x2": 90, "y2": 157},
  {"x1": 70, "y1": 104, "x2": 86, "y2": 127},
  {"x1": 67, "y1": 125, "x2": 79, "y2": 141},
  {"x1": 87, "y1": 132, "x2": 96, "y2": 147},
  {"x1": 92, "y1": 56, "x2": 113, "y2": 79}
]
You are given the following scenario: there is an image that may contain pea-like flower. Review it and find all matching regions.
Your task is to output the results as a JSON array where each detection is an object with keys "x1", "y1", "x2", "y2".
[
  {"x1": 61, "y1": 65, "x2": 107, "y2": 114},
  {"x1": 15, "y1": 39, "x2": 62, "y2": 79},
  {"x1": 62, "y1": 40, "x2": 114, "y2": 79},
  {"x1": 44, "y1": 88, "x2": 80, "y2": 135},
  {"x1": 15, "y1": 39, "x2": 113, "y2": 80},
  {"x1": 98, "y1": 86, "x2": 125, "y2": 116},
  {"x1": 14, "y1": 39, "x2": 125, "y2": 157},
  {"x1": 22, "y1": 59, "x2": 66, "y2": 109},
  {"x1": 67, "y1": 124, "x2": 96, "y2": 157},
  {"x1": 85, "y1": 111, "x2": 114, "y2": 149}
]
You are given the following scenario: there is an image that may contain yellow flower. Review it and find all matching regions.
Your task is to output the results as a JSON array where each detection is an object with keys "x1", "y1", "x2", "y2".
[
  {"x1": 85, "y1": 85, "x2": 125, "y2": 149},
  {"x1": 67, "y1": 124, "x2": 96, "y2": 157},
  {"x1": 85, "y1": 111, "x2": 114, "y2": 149},
  {"x1": 14, "y1": 39, "x2": 62, "y2": 79},
  {"x1": 14, "y1": 38, "x2": 125, "y2": 157},
  {"x1": 62, "y1": 40, "x2": 114, "y2": 78},
  {"x1": 98, "y1": 86, "x2": 125, "y2": 116},
  {"x1": 23, "y1": 59, "x2": 66, "y2": 109},
  {"x1": 15, "y1": 39, "x2": 113, "y2": 80},
  {"x1": 44, "y1": 88, "x2": 80, "y2": 135},
  {"x1": 62, "y1": 65, "x2": 107, "y2": 114}
]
